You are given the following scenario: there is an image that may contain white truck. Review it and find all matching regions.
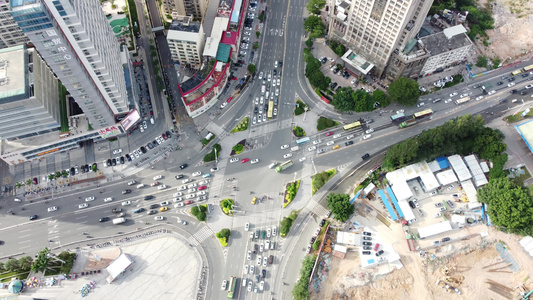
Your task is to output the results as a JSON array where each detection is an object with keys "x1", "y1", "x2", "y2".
[{"x1": 112, "y1": 217, "x2": 126, "y2": 225}]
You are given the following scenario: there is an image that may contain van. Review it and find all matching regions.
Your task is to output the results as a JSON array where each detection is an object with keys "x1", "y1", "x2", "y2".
[
  {"x1": 150, "y1": 117, "x2": 155, "y2": 124},
  {"x1": 290, "y1": 146, "x2": 299, "y2": 152},
  {"x1": 261, "y1": 85, "x2": 266, "y2": 94},
  {"x1": 136, "y1": 183, "x2": 145, "y2": 189},
  {"x1": 432, "y1": 98, "x2": 441, "y2": 103},
  {"x1": 268, "y1": 162, "x2": 278, "y2": 169},
  {"x1": 265, "y1": 91, "x2": 270, "y2": 99},
  {"x1": 112, "y1": 217, "x2": 126, "y2": 224}
]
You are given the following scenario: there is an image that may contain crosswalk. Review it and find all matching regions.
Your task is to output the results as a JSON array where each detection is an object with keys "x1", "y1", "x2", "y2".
[
  {"x1": 187, "y1": 226, "x2": 213, "y2": 246},
  {"x1": 47, "y1": 219, "x2": 60, "y2": 241},
  {"x1": 309, "y1": 200, "x2": 329, "y2": 218}
]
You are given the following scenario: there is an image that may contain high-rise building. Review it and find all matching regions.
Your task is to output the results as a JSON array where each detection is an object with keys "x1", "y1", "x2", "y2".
[
  {"x1": 167, "y1": 15, "x2": 205, "y2": 67},
  {"x1": 0, "y1": 0, "x2": 29, "y2": 49},
  {"x1": 162, "y1": 0, "x2": 209, "y2": 20},
  {"x1": 330, "y1": 0, "x2": 433, "y2": 80},
  {"x1": 0, "y1": 45, "x2": 61, "y2": 140},
  {"x1": 10, "y1": 0, "x2": 130, "y2": 129}
]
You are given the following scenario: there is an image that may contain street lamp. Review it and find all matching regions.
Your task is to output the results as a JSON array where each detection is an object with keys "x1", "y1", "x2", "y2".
[
  {"x1": 215, "y1": 147, "x2": 218, "y2": 164},
  {"x1": 303, "y1": 106, "x2": 309, "y2": 122}
]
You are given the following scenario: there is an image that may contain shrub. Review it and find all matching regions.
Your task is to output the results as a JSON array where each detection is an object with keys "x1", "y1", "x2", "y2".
[
  {"x1": 283, "y1": 180, "x2": 301, "y2": 208},
  {"x1": 203, "y1": 144, "x2": 221, "y2": 162},
  {"x1": 294, "y1": 100, "x2": 309, "y2": 115},
  {"x1": 280, "y1": 210, "x2": 299, "y2": 237},
  {"x1": 232, "y1": 144, "x2": 244, "y2": 154},
  {"x1": 312, "y1": 169, "x2": 337, "y2": 194},
  {"x1": 216, "y1": 228, "x2": 231, "y2": 247},
  {"x1": 220, "y1": 198, "x2": 235, "y2": 215},
  {"x1": 201, "y1": 133, "x2": 215, "y2": 145},
  {"x1": 191, "y1": 204, "x2": 207, "y2": 221},
  {"x1": 293, "y1": 126, "x2": 306, "y2": 137},
  {"x1": 231, "y1": 117, "x2": 249, "y2": 133}
]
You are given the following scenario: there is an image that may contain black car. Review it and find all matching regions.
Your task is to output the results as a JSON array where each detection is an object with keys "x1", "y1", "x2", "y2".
[
  {"x1": 319, "y1": 219, "x2": 326, "y2": 227},
  {"x1": 363, "y1": 246, "x2": 372, "y2": 250},
  {"x1": 501, "y1": 75, "x2": 509, "y2": 80},
  {"x1": 107, "y1": 158, "x2": 112, "y2": 166},
  {"x1": 310, "y1": 237, "x2": 316, "y2": 244},
  {"x1": 144, "y1": 195, "x2": 154, "y2": 200},
  {"x1": 521, "y1": 90, "x2": 528, "y2": 95},
  {"x1": 408, "y1": 200, "x2": 416, "y2": 209},
  {"x1": 362, "y1": 241, "x2": 372, "y2": 246},
  {"x1": 125, "y1": 154, "x2": 132, "y2": 161},
  {"x1": 363, "y1": 236, "x2": 372, "y2": 241},
  {"x1": 279, "y1": 60, "x2": 282, "y2": 67},
  {"x1": 99, "y1": 217, "x2": 110, "y2": 222},
  {"x1": 362, "y1": 153, "x2": 370, "y2": 160},
  {"x1": 149, "y1": 204, "x2": 159, "y2": 209},
  {"x1": 140, "y1": 146, "x2": 147, "y2": 154},
  {"x1": 362, "y1": 251, "x2": 371, "y2": 255},
  {"x1": 345, "y1": 141, "x2": 354, "y2": 146},
  {"x1": 111, "y1": 158, "x2": 117, "y2": 166},
  {"x1": 175, "y1": 174, "x2": 184, "y2": 179},
  {"x1": 510, "y1": 89, "x2": 517, "y2": 94},
  {"x1": 273, "y1": 69, "x2": 277, "y2": 76},
  {"x1": 255, "y1": 274, "x2": 260, "y2": 282},
  {"x1": 497, "y1": 81, "x2": 503, "y2": 85},
  {"x1": 363, "y1": 232, "x2": 372, "y2": 236},
  {"x1": 166, "y1": 131, "x2": 172, "y2": 138},
  {"x1": 441, "y1": 237, "x2": 451, "y2": 242},
  {"x1": 254, "y1": 244, "x2": 258, "y2": 254},
  {"x1": 120, "y1": 156, "x2": 125, "y2": 164},
  {"x1": 122, "y1": 189, "x2": 131, "y2": 194},
  {"x1": 70, "y1": 167, "x2": 75, "y2": 176},
  {"x1": 147, "y1": 143, "x2": 154, "y2": 149},
  {"x1": 86, "y1": 164, "x2": 91, "y2": 172},
  {"x1": 29, "y1": 215, "x2": 38, "y2": 220},
  {"x1": 254, "y1": 106, "x2": 258, "y2": 114},
  {"x1": 330, "y1": 82, "x2": 338, "y2": 89},
  {"x1": 508, "y1": 77, "x2": 515, "y2": 82},
  {"x1": 180, "y1": 164, "x2": 188, "y2": 169},
  {"x1": 522, "y1": 73, "x2": 529, "y2": 78},
  {"x1": 473, "y1": 83, "x2": 481, "y2": 88},
  {"x1": 262, "y1": 269, "x2": 266, "y2": 278},
  {"x1": 81, "y1": 166, "x2": 86, "y2": 173},
  {"x1": 152, "y1": 140, "x2": 158, "y2": 147},
  {"x1": 376, "y1": 250, "x2": 384, "y2": 256}
]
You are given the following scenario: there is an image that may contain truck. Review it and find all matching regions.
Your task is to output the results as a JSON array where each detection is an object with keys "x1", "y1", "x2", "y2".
[
  {"x1": 275, "y1": 160, "x2": 293, "y2": 173},
  {"x1": 112, "y1": 217, "x2": 126, "y2": 224},
  {"x1": 399, "y1": 119, "x2": 417, "y2": 128}
]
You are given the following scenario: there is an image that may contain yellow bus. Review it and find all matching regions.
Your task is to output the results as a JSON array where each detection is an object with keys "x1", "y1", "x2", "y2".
[
  {"x1": 413, "y1": 109, "x2": 433, "y2": 118},
  {"x1": 523, "y1": 64, "x2": 533, "y2": 72},
  {"x1": 342, "y1": 121, "x2": 361, "y2": 131},
  {"x1": 267, "y1": 101, "x2": 274, "y2": 118},
  {"x1": 511, "y1": 69, "x2": 523, "y2": 76}
]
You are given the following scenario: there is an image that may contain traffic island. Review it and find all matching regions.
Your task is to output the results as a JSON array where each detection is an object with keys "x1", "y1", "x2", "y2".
[
  {"x1": 311, "y1": 169, "x2": 337, "y2": 194},
  {"x1": 280, "y1": 210, "x2": 299, "y2": 237},
  {"x1": 293, "y1": 126, "x2": 306, "y2": 137},
  {"x1": 219, "y1": 198, "x2": 235, "y2": 216},
  {"x1": 216, "y1": 228, "x2": 231, "y2": 247},
  {"x1": 191, "y1": 204, "x2": 208, "y2": 221},
  {"x1": 230, "y1": 140, "x2": 246, "y2": 155},
  {"x1": 283, "y1": 180, "x2": 300, "y2": 208},
  {"x1": 230, "y1": 117, "x2": 249, "y2": 133}
]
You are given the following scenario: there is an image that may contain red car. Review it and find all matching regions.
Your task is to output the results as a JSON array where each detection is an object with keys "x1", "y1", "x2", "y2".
[
  {"x1": 198, "y1": 185, "x2": 207, "y2": 190},
  {"x1": 241, "y1": 158, "x2": 249, "y2": 163},
  {"x1": 162, "y1": 133, "x2": 167, "y2": 140},
  {"x1": 185, "y1": 200, "x2": 193, "y2": 205},
  {"x1": 227, "y1": 97, "x2": 233, "y2": 103},
  {"x1": 374, "y1": 243, "x2": 380, "y2": 251},
  {"x1": 325, "y1": 131, "x2": 333, "y2": 136}
]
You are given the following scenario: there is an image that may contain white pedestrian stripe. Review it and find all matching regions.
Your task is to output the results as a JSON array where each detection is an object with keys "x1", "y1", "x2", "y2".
[
  {"x1": 188, "y1": 226, "x2": 213, "y2": 246},
  {"x1": 311, "y1": 202, "x2": 329, "y2": 218}
]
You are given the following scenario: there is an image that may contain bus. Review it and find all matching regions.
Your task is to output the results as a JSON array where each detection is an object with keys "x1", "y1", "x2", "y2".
[
  {"x1": 511, "y1": 69, "x2": 523, "y2": 76},
  {"x1": 267, "y1": 101, "x2": 274, "y2": 118},
  {"x1": 390, "y1": 112, "x2": 406, "y2": 122},
  {"x1": 523, "y1": 64, "x2": 533, "y2": 72},
  {"x1": 227, "y1": 276, "x2": 236, "y2": 298},
  {"x1": 413, "y1": 109, "x2": 433, "y2": 119},
  {"x1": 455, "y1": 96, "x2": 470, "y2": 105},
  {"x1": 342, "y1": 121, "x2": 361, "y2": 131},
  {"x1": 296, "y1": 137, "x2": 310, "y2": 145}
]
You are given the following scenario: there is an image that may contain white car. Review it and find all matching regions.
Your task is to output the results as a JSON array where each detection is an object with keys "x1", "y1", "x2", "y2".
[
  {"x1": 230, "y1": 157, "x2": 239, "y2": 163},
  {"x1": 188, "y1": 188, "x2": 196, "y2": 193},
  {"x1": 186, "y1": 194, "x2": 196, "y2": 199},
  {"x1": 199, "y1": 180, "x2": 209, "y2": 185},
  {"x1": 173, "y1": 197, "x2": 183, "y2": 202},
  {"x1": 475, "y1": 96, "x2": 484, "y2": 101},
  {"x1": 326, "y1": 141, "x2": 334, "y2": 146},
  {"x1": 251, "y1": 159, "x2": 259, "y2": 164},
  {"x1": 257, "y1": 114, "x2": 262, "y2": 123},
  {"x1": 174, "y1": 203, "x2": 184, "y2": 208},
  {"x1": 260, "y1": 281, "x2": 265, "y2": 291},
  {"x1": 267, "y1": 73, "x2": 271, "y2": 81},
  {"x1": 244, "y1": 264, "x2": 249, "y2": 275},
  {"x1": 444, "y1": 99, "x2": 452, "y2": 103},
  {"x1": 365, "y1": 129, "x2": 374, "y2": 134},
  {"x1": 488, "y1": 90, "x2": 496, "y2": 95},
  {"x1": 104, "y1": 197, "x2": 113, "y2": 202},
  {"x1": 273, "y1": 108, "x2": 277, "y2": 116},
  {"x1": 260, "y1": 244, "x2": 264, "y2": 252},
  {"x1": 449, "y1": 92, "x2": 458, "y2": 97},
  {"x1": 258, "y1": 71, "x2": 263, "y2": 79},
  {"x1": 128, "y1": 180, "x2": 136, "y2": 186},
  {"x1": 280, "y1": 144, "x2": 289, "y2": 150},
  {"x1": 157, "y1": 184, "x2": 167, "y2": 190},
  {"x1": 260, "y1": 96, "x2": 264, "y2": 105},
  {"x1": 192, "y1": 171, "x2": 202, "y2": 177},
  {"x1": 220, "y1": 102, "x2": 227, "y2": 109},
  {"x1": 142, "y1": 121, "x2": 147, "y2": 129},
  {"x1": 160, "y1": 201, "x2": 170, "y2": 206},
  {"x1": 85, "y1": 197, "x2": 95, "y2": 202},
  {"x1": 245, "y1": 223, "x2": 250, "y2": 231},
  {"x1": 460, "y1": 93, "x2": 468, "y2": 98},
  {"x1": 182, "y1": 178, "x2": 192, "y2": 184},
  {"x1": 265, "y1": 240, "x2": 270, "y2": 249},
  {"x1": 247, "y1": 280, "x2": 252, "y2": 292},
  {"x1": 313, "y1": 140, "x2": 321, "y2": 145},
  {"x1": 14, "y1": 198, "x2": 22, "y2": 202},
  {"x1": 255, "y1": 97, "x2": 259, "y2": 105},
  {"x1": 197, "y1": 191, "x2": 206, "y2": 195},
  {"x1": 333, "y1": 134, "x2": 341, "y2": 139},
  {"x1": 308, "y1": 146, "x2": 316, "y2": 151},
  {"x1": 253, "y1": 116, "x2": 257, "y2": 124},
  {"x1": 266, "y1": 228, "x2": 271, "y2": 238},
  {"x1": 283, "y1": 153, "x2": 292, "y2": 159},
  {"x1": 173, "y1": 192, "x2": 183, "y2": 197},
  {"x1": 262, "y1": 257, "x2": 267, "y2": 267},
  {"x1": 78, "y1": 203, "x2": 89, "y2": 209},
  {"x1": 263, "y1": 114, "x2": 266, "y2": 122},
  {"x1": 396, "y1": 109, "x2": 404, "y2": 114},
  {"x1": 187, "y1": 183, "x2": 197, "y2": 188},
  {"x1": 112, "y1": 149, "x2": 122, "y2": 155},
  {"x1": 154, "y1": 216, "x2": 165, "y2": 221},
  {"x1": 272, "y1": 226, "x2": 277, "y2": 236},
  {"x1": 257, "y1": 256, "x2": 262, "y2": 265},
  {"x1": 363, "y1": 134, "x2": 372, "y2": 140},
  {"x1": 121, "y1": 201, "x2": 131, "y2": 206},
  {"x1": 221, "y1": 280, "x2": 227, "y2": 290},
  {"x1": 346, "y1": 134, "x2": 354, "y2": 139},
  {"x1": 177, "y1": 185, "x2": 187, "y2": 191},
  {"x1": 47, "y1": 206, "x2": 58, "y2": 212},
  {"x1": 508, "y1": 82, "x2": 515, "y2": 87},
  {"x1": 250, "y1": 265, "x2": 255, "y2": 274},
  {"x1": 299, "y1": 157, "x2": 306, "y2": 162},
  {"x1": 153, "y1": 175, "x2": 163, "y2": 180},
  {"x1": 277, "y1": 78, "x2": 280, "y2": 86}
]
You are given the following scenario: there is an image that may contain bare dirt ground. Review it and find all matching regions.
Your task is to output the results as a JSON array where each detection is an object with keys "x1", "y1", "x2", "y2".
[
  {"x1": 478, "y1": 0, "x2": 533, "y2": 60},
  {"x1": 318, "y1": 226, "x2": 533, "y2": 300}
]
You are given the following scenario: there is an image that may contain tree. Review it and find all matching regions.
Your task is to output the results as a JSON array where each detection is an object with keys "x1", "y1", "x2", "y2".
[
  {"x1": 317, "y1": 117, "x2": 337, "y2": 131},
  {"x1": 253, "y1": 42, "x2": 259, "y2": 50},
  {"x1": 335, "y1": 44, "x2": 345, "y2": 57},
  {"x1": 31, "y1": 248, "x2": 50, "y2": 273},
  {"x1": 258, "y1": 11, "x2": 264, "y2": 23},
  {"x1": 326, "y1": 193, "x2": 354, "y2": 222},
  {"x1": 247, "y1": 64, "x2": 256, "y2": 75},
  {"x1": 306, "y1": 0, "x2": 326, "y2": 14},
  {"x1": 388, "y1": 77, "x2": 420, "y2": 106},
  {"x1": 473, "y1": 127, "x2": 506, "y2": 160},
  {"x1": 372, "y1": 89, "x2": 390, "y2": 107},
  {"x1": 292, "y1": 255, "x2": 316, "y2": 300},
  {"x1": 307, "y1": 71, "x2": 330, "y2": 90},
  {"x1": 478, "y1": 177, "x2": 533, "y2": 233},
  {"x1": 303, "y1": 16, "x2": 326, "y2": 38},
  {"x1": 305, "y1": 37, "x2": 313, "y2": 48},
  {"x1": 332, "y1": 87, "x2": 355, "y2": 111},
  {"x1": 476, "y1": 55, "x2": 489, "y2": 68},
  {"x1": 256, "y1": 31, "x2": 261, "y2": 38},
  {"x1": 216, "y1": 228, "x2": 231, "y2": 239},
  {"x1": 5, "y1": 259, "x2": 20, "y2": 272},
  {"x1": 305, "y1": 58, "x2": 322, "y2": 77},
  {"x1": 191, "y1": 205, "x2": 207, "y2": 221},
  {"x1": 18, "y1": 256, "x2": 33, "y2": 272}
]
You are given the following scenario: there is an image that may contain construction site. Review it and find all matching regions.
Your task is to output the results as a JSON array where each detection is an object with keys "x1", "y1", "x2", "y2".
[{"x1": 311, "y1": 226, "x2": 533, "y2": 300}]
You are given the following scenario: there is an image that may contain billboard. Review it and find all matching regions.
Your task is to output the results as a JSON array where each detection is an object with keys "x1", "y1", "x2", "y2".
[
  {"x1": 119, "y1": 109, "x2": 141, "y2": 131},
  {"x1": 97, "y1": 124, "x2": 124, "y2": 139}
]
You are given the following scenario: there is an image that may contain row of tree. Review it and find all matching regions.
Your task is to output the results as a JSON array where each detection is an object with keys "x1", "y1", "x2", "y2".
[
  {"x1": 291, "y1": 255, "x2": 317, "y2": 300},
  {"x1": 303, "y1": 50, "x2": 331, "y2": 91},
  {"x1": 331, "y1": 88, "x2": 390, "y2": 112}
]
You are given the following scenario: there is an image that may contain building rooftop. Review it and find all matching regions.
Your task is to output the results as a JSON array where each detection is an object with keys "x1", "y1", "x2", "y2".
[
  {"x1": 0, "y1": 45, "x2": 27, "y2": 102},
  {"x1": 169, "y1": 20, "x2": 201, "y2": 33},
  {"x1": 220, "y1": 31, "x2": 237, "y2": 45},
  {"x1": 420, "y1": 25, "x2": 472, "y2": 57},
  {"x1": 341, "y1": 49, "x2": 374, "y2": 75}
]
